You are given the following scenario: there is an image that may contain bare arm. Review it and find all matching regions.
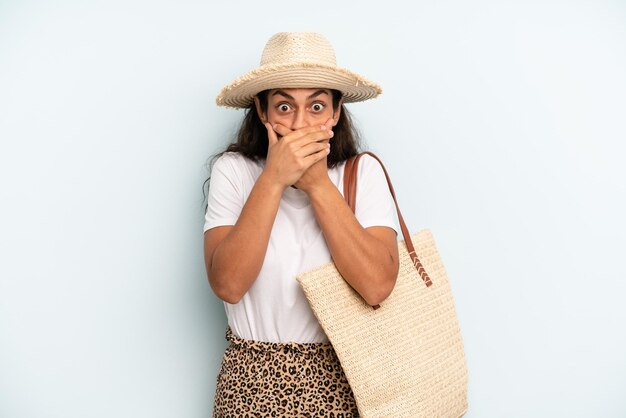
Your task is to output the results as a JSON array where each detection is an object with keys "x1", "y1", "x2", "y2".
[
  {"x1": 204, "y1": 124, "x2": 333, "y2": 304},
  {"x1": 271, "y1": 120, "x2": 400, "y2": 306},
  {"x1": 204, "y1": 172, "x2": 283, "y2": 304},
  {"x1": 308, "y1": 179, "x2": 400, "y2": 306}
]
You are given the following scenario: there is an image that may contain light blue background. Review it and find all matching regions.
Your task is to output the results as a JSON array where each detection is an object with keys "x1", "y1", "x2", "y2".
[{"x1": 1, "y1": 0, "x2": 625, "y2": 417}]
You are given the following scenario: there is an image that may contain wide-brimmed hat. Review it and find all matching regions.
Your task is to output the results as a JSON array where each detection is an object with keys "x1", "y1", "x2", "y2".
[{"x1": 216, "y1": 32, "x2": 383, "y2": 108}]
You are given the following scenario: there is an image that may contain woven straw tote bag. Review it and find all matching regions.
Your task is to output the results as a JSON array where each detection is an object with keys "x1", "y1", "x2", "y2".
[{"x1": 296, "y1": 151, "x2": 468, "y2": 417}]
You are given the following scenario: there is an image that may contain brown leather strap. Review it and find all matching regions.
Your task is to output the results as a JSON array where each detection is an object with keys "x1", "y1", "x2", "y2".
[
  {"x1": 346, "y1": 154, "x2": 361, "y2": 211},
  {"x1": 342, "y1": 157, "x2": 354, "y2": 203},
  {"x1": 343, "y1": 152, "x2": 433, "y2": 307}
]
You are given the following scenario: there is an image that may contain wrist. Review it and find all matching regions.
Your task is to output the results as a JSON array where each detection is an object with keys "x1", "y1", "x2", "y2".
[
  {"x1": 305, "y1": 177, "x2": 334, "y2": 200},
  {"x1": 257, "y1": 171, "x2": 287, "y2": 195}
]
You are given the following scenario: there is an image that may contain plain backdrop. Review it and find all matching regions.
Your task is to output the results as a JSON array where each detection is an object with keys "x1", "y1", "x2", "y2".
[{"x1": 1, "y1": 0, "x2": 625, "y2": 417}]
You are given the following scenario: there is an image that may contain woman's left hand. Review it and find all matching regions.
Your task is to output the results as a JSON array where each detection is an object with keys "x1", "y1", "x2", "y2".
[{"x1": 272, "y1": 117, "x2": 334, "y2": 194}]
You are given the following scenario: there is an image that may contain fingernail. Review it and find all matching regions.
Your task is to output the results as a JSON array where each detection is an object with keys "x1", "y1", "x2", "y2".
[
  {"x1": 329, "y1": 131, "x2": 334, "y2": 137},
  {"x1": 273, "y1": 124, "x2": 278, "y2": 130}
]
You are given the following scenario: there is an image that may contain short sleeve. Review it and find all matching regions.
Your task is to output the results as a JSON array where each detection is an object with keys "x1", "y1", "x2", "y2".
[
  {"x1": 354, "y1": 154, "x2": 400, "y2": 236},
  {"x1": 203, "y1": 153, "x2": 244, "y2": 232}
]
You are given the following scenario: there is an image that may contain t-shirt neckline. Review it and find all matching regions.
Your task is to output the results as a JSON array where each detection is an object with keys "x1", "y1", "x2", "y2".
[{"x1": 282, "y1": 185, "x2": 310, "y2": 208}]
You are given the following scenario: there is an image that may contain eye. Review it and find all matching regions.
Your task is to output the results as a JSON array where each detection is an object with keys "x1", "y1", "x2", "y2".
[
  {"x1": 311, "y1": 102, "x2": 326, "y2": 112},
  {"x1": 276, "y1": 103, "x2": 291, "y2": 112}
]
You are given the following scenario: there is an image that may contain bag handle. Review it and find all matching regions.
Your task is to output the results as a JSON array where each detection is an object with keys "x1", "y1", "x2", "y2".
[{"x1": 343, "y1": 151, "x2": 433, "y2": 297}]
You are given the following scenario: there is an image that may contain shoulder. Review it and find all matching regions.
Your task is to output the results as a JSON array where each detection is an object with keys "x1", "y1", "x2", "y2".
[
  {"x1": 213, "y1": 151, "x2": 261, "y2": 172},
  {"x1": 356, "y1": 152, "x2": 386, "y2": 178},
  {"x1": 214, "y1": 151, "x2": 245, "y2": 166},
  {"x1": 359, "y1": 152, "x2": 379, "y2": 167}
]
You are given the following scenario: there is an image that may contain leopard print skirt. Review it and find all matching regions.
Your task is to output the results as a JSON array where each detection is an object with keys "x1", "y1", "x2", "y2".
[{"x1": 212, "y1": 326, "x2": 360, "y2": 417}]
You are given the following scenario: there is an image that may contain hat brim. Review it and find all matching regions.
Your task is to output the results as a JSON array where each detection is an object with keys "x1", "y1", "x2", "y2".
[{"x1": 216, "y1": 62, "x2": 383, "y2": 108}]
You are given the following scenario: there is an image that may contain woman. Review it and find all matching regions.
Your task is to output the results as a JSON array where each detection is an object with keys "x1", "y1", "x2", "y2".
[{"x1": 203, "y1": 32, "x2": 400, "y2": 417}]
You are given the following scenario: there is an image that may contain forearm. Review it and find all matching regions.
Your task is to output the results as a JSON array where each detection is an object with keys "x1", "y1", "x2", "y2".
[
  {"x1": 210, "y1": 173, "x2": 283, "y2": 303},
  {"x1": 308, "y1": 180, "x2": 396, "y2": 306}
]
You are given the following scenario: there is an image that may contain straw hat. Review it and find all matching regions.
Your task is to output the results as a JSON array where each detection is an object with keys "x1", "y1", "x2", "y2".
[{"x1": 216, "y1": 32, "x2": 383, "y2": 108}]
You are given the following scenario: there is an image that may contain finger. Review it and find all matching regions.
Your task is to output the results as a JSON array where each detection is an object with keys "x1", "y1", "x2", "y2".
[
  {"x1": 272, "y1": 123, "x2": 292, "y2": 138},
  {"x1": 264, "y1": 122, "x2": 278, "y2": 147},
  {"x1": 290, "y1": 128, "x2": 333, "y2": 149},
  {"x1": 322, "y1": 118, "x2": 334, "y2": 141},
  {"x1": 322, "y1": 117, "x2": 334, "y2": 131},
  {"x1": 295, "y1": 140, "x2": 330, "y2": 158},
  {"x1": 302, "y1": 145, "x2": 331, "y2": 169},
  {"x1": 280, "y1": 125, "x2": 328, "y2": 142}
]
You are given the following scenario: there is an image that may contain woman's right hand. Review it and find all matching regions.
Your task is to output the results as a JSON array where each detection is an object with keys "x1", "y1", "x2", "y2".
[{"x1": 262, "y1": 121, "x2": 333, "y2": 189}]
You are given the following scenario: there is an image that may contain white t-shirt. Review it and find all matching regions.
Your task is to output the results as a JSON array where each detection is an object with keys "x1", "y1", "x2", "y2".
[{"x1": 203, "y1": 151, "x2": 399, "y2": 343}]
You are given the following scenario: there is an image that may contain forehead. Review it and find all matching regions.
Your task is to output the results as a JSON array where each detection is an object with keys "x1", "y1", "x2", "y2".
[{"x1": 268, "y1": 88, "x2": 332, "y2": 99}]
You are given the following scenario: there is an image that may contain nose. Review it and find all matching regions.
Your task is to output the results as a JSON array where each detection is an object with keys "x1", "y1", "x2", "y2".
[{"x1": 290, "y1": 109, "x2": 311, "y2": 130}]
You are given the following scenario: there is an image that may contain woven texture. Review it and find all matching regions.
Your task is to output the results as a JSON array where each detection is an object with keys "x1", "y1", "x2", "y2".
[
  {"x1": 296, "y1": 229, "x2": 468, "y2": 417},
  {"x1": 216, "y1": 32, "x2": 382, "y2": 108}
]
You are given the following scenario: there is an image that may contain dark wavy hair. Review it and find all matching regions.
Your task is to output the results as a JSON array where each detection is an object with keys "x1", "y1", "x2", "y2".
[{"x1": 202, "y1": 89, "x2": 363, "y2": 211}]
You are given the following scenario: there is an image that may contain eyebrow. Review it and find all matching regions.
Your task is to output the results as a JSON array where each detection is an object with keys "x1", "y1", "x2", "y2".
[{"x1": 271, "y1": 89, "x2": 329, "y2": 100}]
